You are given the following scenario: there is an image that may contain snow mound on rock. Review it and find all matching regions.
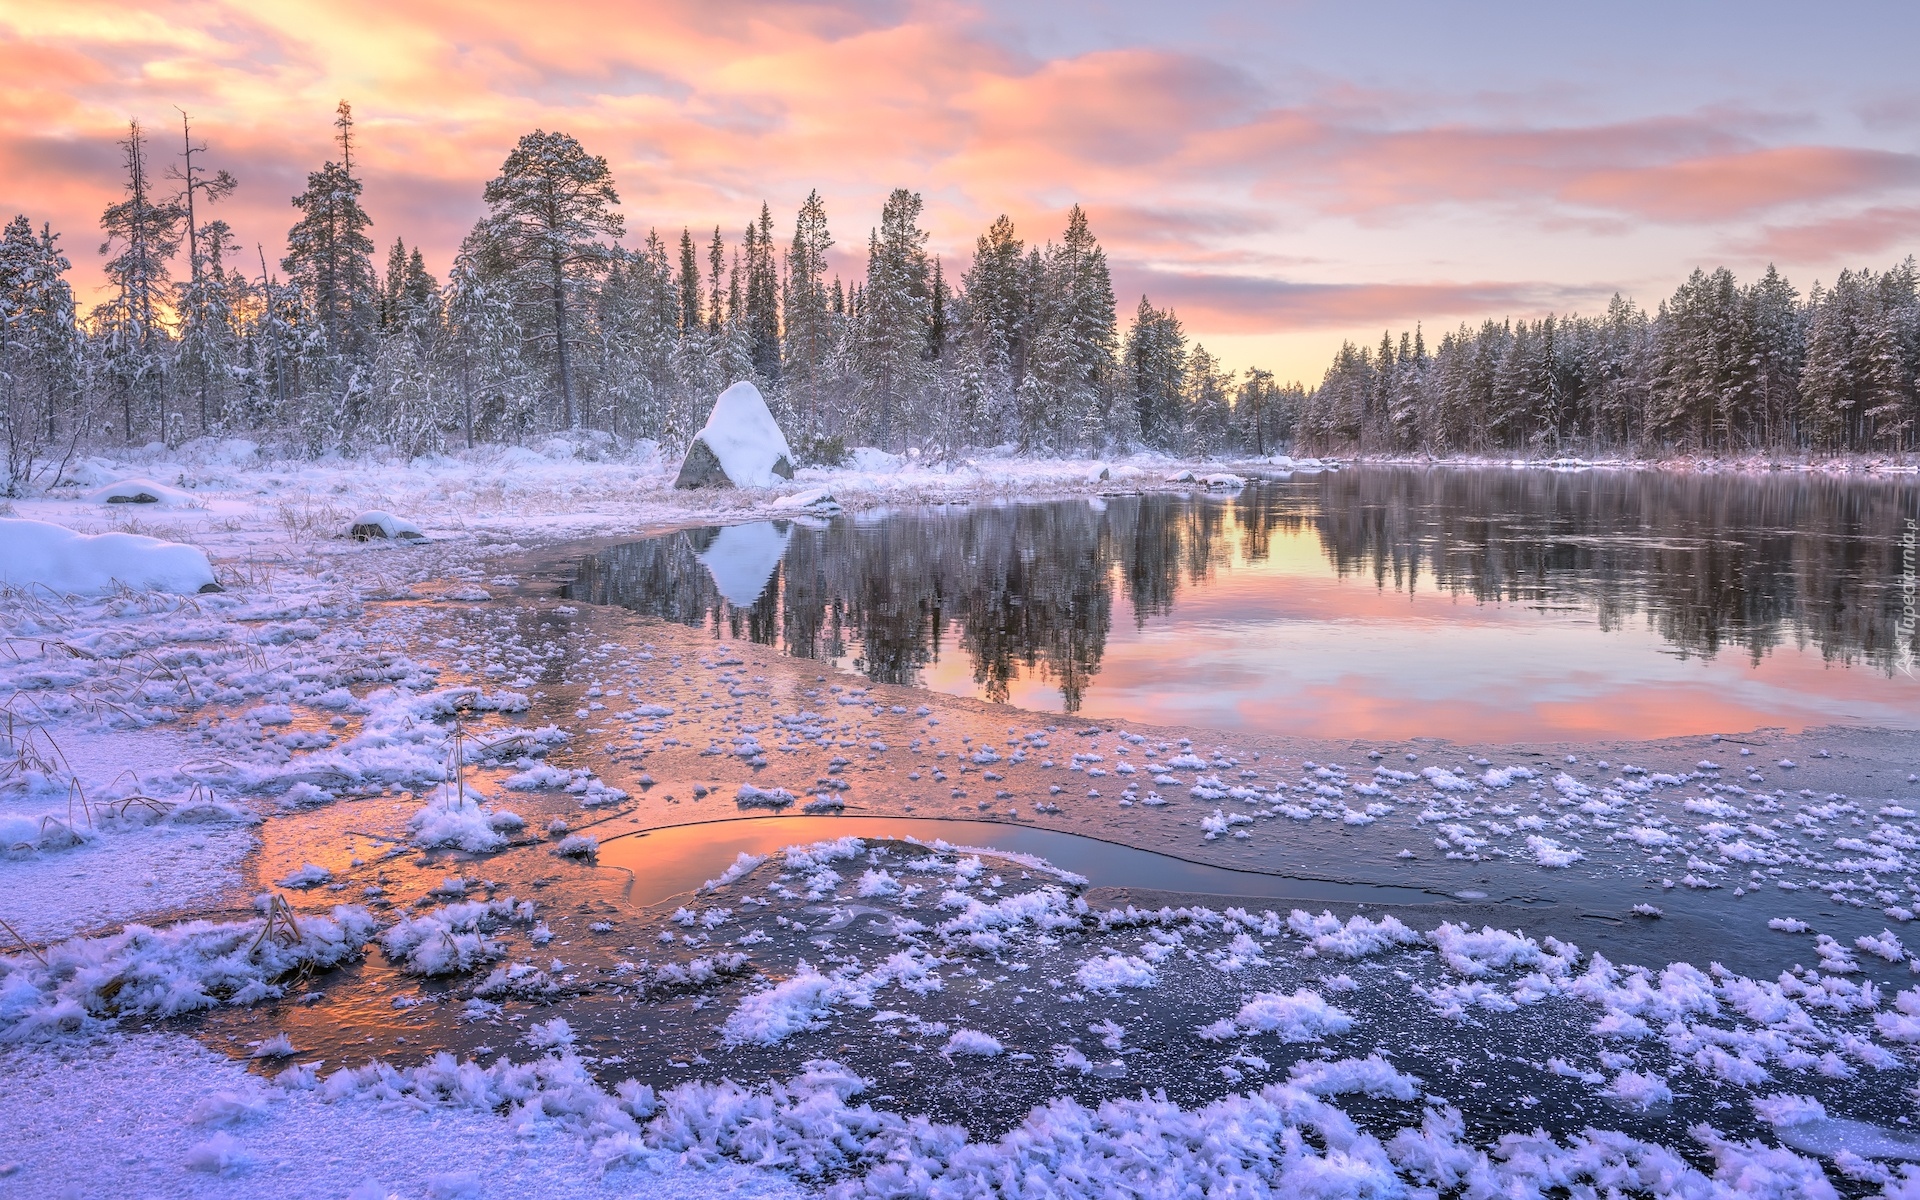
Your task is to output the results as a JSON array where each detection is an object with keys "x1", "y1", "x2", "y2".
[
  {"x1": 348, "y1": 511, "x2": 426, "y2": 541},
  {"x1": 770, "y1": 487, "x2": 841, "y2": 514},
  {"x1": 674, "y1": 382, "x2": 794, "y2": 489},
  {"x1": 88, "y1": 478, "x2": 190, "y2": 506},
  {"x1": 0, "y1": 518, "x2": 219, "y2": 595}
]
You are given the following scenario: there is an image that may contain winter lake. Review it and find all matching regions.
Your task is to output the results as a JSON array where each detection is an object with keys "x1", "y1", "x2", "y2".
[{"x1": 563, "y1": 465, "x2": 1920, "y2": 742}]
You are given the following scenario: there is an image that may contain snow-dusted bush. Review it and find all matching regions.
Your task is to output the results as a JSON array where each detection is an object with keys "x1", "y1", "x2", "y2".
[{"x1": 0, "y1": 906, "x2": 375, "y2": 1039}]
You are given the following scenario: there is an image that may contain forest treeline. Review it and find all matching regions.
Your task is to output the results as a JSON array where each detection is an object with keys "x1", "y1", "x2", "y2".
[{"x1": 2, "y1": 107, "x2": 1916, "y2": 490}]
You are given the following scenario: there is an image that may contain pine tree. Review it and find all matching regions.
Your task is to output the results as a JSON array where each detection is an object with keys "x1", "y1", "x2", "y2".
[
  {"x1": 928, "y1": 256, "x2": 948, "y2": 361},
  {"x1": 283, "y1": 102, "x2": 378, "y2": 365},
  {"x1": 1387, "y1": 328, "x2": 1426, "y2": 449},
  {"x1": 167, "y1": 110, "x2": 240, "y2": 436},
  {"x1": 1745, "y1": 266, "x2": 1803, "y2": 448},
  {"x1": 480, "y1": 128, "x2": 625, "y2": 428},
  {"x1": 963, "y1": 215, "x2": 1027, "y2": 402},
  {"x1": 446, "y1": 223, "x2": 533, "y2": 445},
  {"x1": 1802, "y1": 271, "x2": 1865, "y2": 449},
  {"x1": 1059, "y1": 206, "x2": 1118, "y2": 446},
  {"x1": 175, "y1": 218, "x2": 246, "y2": 437},
  {"x1": 98, "y1": 120, "x2": 184, "y2": 443},
  {"x1": 1183, "y1": 343, "x2": 1233, "y2": 453}
]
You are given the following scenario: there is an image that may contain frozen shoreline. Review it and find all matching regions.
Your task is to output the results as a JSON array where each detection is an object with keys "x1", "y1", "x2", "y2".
[{"x1": 4, "y1": 439, "x2": 1920, "y2": 1198}]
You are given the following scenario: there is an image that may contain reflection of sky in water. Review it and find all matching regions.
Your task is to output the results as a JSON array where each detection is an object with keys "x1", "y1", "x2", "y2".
[{"x1": 907, "y1": 549, "x2": 1916, "y2": 741}]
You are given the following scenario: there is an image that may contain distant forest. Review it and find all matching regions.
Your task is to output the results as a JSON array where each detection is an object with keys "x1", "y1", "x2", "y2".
[{"x1": 3, "y1": 107, "x2": 1917, "y2": 490}]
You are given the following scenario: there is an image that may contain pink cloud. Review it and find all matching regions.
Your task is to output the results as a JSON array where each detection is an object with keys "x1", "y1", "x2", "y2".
[
  {"x1": 1110, "y1": 267, "x2": 1600, "y2": 334},
  {"x1": 1730, "y1": 205, "x2": 1920, "y2": 264},
  {"x1": 1562, "y1": 146, "x2": 1920, "y2": 221}
]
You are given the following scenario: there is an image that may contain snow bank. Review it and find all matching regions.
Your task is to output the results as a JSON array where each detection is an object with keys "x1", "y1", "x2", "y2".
[
  {"x1": 0, "y1": 1033, "x2": 801, "y2": 1200},
  {"x1": 769, "y1": 488, "x2": 841, "y2": 514},
  {"x1": 75, "y1": 1035, "x2": 1833, "y2": 1200},
  {"x1": 674, "y1": 382, "x2": 794, "y2": 489},
  {"x1": 0, "y1": 518, "x2": 219, "y2": 595}
]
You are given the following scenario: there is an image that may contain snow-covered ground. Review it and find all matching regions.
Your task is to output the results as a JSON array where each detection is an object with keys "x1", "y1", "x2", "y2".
[{"x1": 3, "y1": 435, "x2": 1920, "y2": 1198}]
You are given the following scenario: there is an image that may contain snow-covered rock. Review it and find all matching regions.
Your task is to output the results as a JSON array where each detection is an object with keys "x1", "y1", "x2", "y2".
[
  {"x1": 1202, "y1": 473, "x2": 1244, "y2": 489},
  {"x1": 674, "y1": 381, "x2": 794, "y2": 488},
  {"x1": 88, "y1": 478, "x2": 190, "y2": 506},
  {"x1": 348, "y1": 511, "x2": 427, "y2": 541},
  {"x1": 0, "y1": 518, "x2": 220, "y2": 595}
]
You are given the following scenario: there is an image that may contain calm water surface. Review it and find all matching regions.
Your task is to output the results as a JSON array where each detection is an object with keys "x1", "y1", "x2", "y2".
[{"x1": 564, "y1": 467, "x2": 1920, "y2": 741}]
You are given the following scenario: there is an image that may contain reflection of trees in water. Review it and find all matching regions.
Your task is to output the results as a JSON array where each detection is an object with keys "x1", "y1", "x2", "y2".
[
  {"x1": 565, "y1": 470, "x2": 1920, "y2": 706},
  {"x1": 1282, "y1": 470, "x2": 1917, "y2": 669}
]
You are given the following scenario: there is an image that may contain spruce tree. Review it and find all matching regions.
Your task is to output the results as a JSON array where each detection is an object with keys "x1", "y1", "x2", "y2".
[
  {"x1": 783, "y1": 190, "x2": 834, "y2": 435},
  {"x1": 854, "y1": 188, "x2": 931, "y2": 449},
  {"x1": 963, "y1": 215, "x2": 1026, "y2": 398},
  {"x1": 175, "y1": 218, "x2": 246, "y2": 436},
  {"x1": 746, "y1": 202, "x2": 780, "y2": 380},
  {"x1": 1122, "y1": 297, "x2": 1185, "y2": 448},
  {"x1": 676, "y1": 229, "x2": 701, "y2": 333},
  {"x1": 706, "y1": 227, "x2": 725, "y2": 333},
  {"x1": 1, "y1": 215, "x2": 82, "y2": 488}
]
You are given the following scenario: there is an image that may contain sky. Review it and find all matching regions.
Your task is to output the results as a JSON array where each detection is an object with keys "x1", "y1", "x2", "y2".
[{"x1": 5, "y1": 0, "x2": 1920, "y2": 384}]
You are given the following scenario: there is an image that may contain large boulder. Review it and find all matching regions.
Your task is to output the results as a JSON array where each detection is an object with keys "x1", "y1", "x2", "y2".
[{"x1": 674, "y1": 382, "x2": 794, "y2": 489}]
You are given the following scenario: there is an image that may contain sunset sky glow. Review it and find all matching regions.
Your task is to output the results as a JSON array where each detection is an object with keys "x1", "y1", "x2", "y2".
[{"x1": 6, "y1": 0, "x2": 1920, "y2": 382}]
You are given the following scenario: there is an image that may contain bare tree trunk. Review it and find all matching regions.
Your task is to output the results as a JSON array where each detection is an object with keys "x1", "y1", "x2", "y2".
[{"x1": 552, "y1": 248, "x2": 573, "y2": 428}]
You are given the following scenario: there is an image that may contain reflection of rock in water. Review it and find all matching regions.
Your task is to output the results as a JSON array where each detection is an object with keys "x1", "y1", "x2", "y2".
[
  {"x1": 690, "y1": 522, "x2": 792, "y2": 608},
  {"x1": 567, "y1": 468, "x2": 1920, "y2": 702}
]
